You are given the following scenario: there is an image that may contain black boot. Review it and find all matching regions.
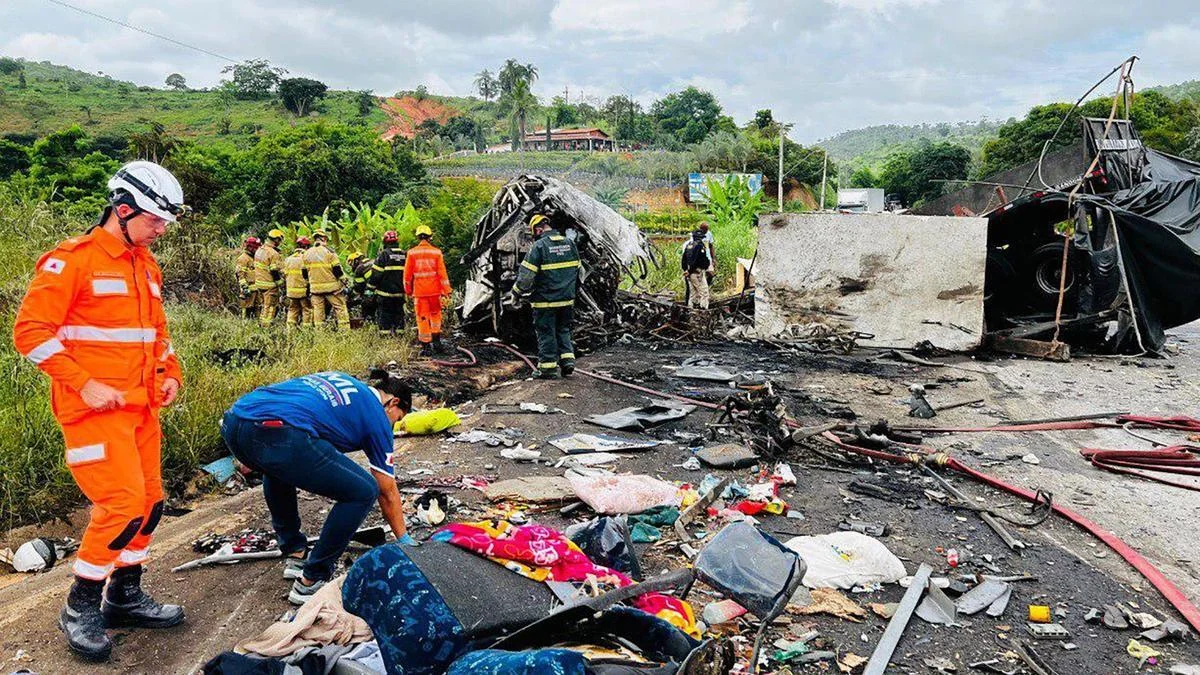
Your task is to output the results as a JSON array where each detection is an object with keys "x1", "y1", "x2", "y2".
[
  {"x1": 102, "y1": 565, "x2": 185, "y2": 629},
  {"x1": 560, "y1": 361, "x2": 575, "y2": 377},
  {"x1": 432, "y1": 334, "x2": 444, "y2": 355},
  {"x1": 60, "y1": 577, "x2": 112, "y2": 661}
]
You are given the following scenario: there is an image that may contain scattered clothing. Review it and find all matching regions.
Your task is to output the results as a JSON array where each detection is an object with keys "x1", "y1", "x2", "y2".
[
  {"x1": 433, "y1": 521, "x2": 698, "y2": 637},
  {"x1": 238, "y1": 576, "x2": 371, "y2": 660},
  {"x1": 446, "y1": 649, "x2": 587, "y2": 675}
]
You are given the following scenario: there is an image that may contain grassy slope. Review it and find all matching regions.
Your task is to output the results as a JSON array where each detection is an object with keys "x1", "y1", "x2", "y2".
[
  {"x1": 0, "y1": 59, "x2": 391, "y2": 142},
  {"x1": 817, "y1": 120, "x2": 1004, "y2": 169}
]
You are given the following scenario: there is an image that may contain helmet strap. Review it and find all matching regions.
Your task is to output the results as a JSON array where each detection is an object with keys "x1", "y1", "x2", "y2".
[{"x1": 114, "y1": 206, "x2": 138, "y2": 246}]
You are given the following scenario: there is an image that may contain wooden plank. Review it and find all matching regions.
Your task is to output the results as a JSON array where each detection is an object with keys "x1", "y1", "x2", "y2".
[{"x1": 988, "y1": 335, "x2": 1071, "y2": 361}]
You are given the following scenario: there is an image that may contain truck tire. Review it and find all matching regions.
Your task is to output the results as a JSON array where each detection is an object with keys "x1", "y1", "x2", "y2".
[{"x1": 1030, "y1": 241, "x2": 1075, "y2": 309}]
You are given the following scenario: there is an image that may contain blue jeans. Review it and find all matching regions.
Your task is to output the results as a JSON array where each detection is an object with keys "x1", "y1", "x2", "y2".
[{"x1": 220, "y1": 412, "x2": 379, "y2": 582}]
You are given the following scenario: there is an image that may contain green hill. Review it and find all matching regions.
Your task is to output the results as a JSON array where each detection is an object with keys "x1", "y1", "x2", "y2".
[
  {"x1": 817, "y1": 119, "x2": 1004, "y2": 169},
  {"x1": 0, "y1": 57, "x2": 392, "y2": 143},
  {"x1": 1146, "y1": 80, "x2": 1200, "y2": 103}
]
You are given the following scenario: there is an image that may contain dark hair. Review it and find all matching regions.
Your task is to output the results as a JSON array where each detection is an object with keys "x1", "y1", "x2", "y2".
[{"x1": 366, "y1": 368, "x2": 412, "y2": 412}]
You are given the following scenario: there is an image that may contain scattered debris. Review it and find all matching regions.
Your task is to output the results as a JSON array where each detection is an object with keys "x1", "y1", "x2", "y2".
[
  {"x1": 907, "y1": 384, "x2": 936, "y2": 418},
  {"x1": 916, "y1": 583, "x2": 959, "y2": 626},
  {"x1": 547, "y1": 432, "x2": 662, "y2": 454},
  {"x1": 956, "y1": 581, "x2": 1012, "y2": 616},
  {"x1": 1126, "y1": 639, "x2": 1162, "y2": 667},
  {"x1": 2, "y1": 537, "x2": 77, "y2": 573},
  {"x1": 1026, "y1": 623, "x2": 1070, "y2": 639},
  {"x1": 695, "y1": 443, "x2": 759, "y2": 469},
  {"x1": 1021, "y1": 453, "x2": 1042, "y2": 466},
  {"x1": 785, "y1": 531, "x2": 907, "y2": 590},
  {"x1": 482, "y1": 476, "x2": 574, "y2": 503},
  {"x1": 1140, "y1": 619, "x2": 1190, "y2": 642},
  {"x1": 567, "y1": 474, "x2": 681, "y2": 514},
  {"x1": 864, "y1": 563, "x2": 932, "y2": 675},
  {"x1": 793, "y1": 588, "x2": 868, "y2": 622},
  {"x1": 585, "y1": 400, "x2": 696, "y2": 431},
  {"x1": 499, "y1": 445, "x2": 542, "y2": 461}
]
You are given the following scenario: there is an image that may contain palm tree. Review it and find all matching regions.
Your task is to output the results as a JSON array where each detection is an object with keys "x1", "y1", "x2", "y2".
[
  {"x1": 523, "y1": 63, "x2": 538, "y2": 85},
  {"x1": 502, "y1": 80, "x2": 537, "y2": 151},
  {"x1": 473, "y1": 69, "x2": 497, "y2": 101}
]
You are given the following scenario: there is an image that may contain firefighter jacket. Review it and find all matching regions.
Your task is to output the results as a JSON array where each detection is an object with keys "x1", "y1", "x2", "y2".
[
  {"x1": 253, "y1": 242, "x2": 283, "y2": 291},
  {"x1": 283, "y1": 250, "x2": 309, "y2": 299},
  {"x1": 514, "y1": 231, "x2": 580, "y2": 308},
  {"x1": 13, "y1": 226, "x2": 183, "y2": 424},
  {"x1": 303, "y1": 244, "x2": 343, "y2": 294},
  {"x1": 403, "y1": 240, "x2": 451, "y2": 298},
  {"x1": 367, "y1": 246, "x2": 407, "y2": 298},
  {"x1": 352, "y1": 260, "x2": 372, "y2": 296},
  {"x1": 236, "y1": 250, "x2": 255, "y2": 290}
]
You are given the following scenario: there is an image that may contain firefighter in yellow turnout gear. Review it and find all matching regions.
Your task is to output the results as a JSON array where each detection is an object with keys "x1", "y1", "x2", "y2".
[
  {"x1": 254, "y1": 229, "x2": 285, "y2": 326},
  {"x1": 283, "y1": 237, "x2": 312, "y2": 329},
  {"x1": 236, "y1": 237, "x2": 261, "y2": 319},
  {"x1": 304, "y1": 230, "x2": 350, "y2": 330}
]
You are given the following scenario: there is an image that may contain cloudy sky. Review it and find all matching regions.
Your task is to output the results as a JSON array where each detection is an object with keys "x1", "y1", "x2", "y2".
[{"x1": 3, "y1": 0, "x2": 1197, "y2": 142}]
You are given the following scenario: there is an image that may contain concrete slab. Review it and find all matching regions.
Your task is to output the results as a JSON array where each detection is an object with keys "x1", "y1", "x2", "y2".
[{"x1": 754, "y1": 212, "x2": 987, "y2": 351}]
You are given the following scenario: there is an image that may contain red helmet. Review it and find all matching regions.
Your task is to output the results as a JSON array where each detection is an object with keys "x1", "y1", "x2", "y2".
[
  {"x1": 245, "y1": 236, "x2": 261, "y2": 250},
  {"x1": 296, "y1": 236, "x2": 311, "y2": 248},
  {"x1": 383, "y1": 230, "x2": 398, "y2": 244}
]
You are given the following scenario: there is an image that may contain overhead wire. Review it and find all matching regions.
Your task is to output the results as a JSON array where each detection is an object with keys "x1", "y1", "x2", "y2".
[{"x1": 43, "y1": 0, "x2": 238, "y2": 63}]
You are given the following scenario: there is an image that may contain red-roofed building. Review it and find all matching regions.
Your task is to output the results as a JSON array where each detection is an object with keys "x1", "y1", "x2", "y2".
[{"x1": 522, "y1": 127, "x2": 614, "y2": 152}]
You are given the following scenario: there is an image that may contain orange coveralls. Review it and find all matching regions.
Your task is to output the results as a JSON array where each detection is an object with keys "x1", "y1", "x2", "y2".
[
  {"x1": 403, "y1": 240, "x2": 452, "y2": 343},
  {"x1": 13, "y1": 226, "x2": 182, "y2": 581}
]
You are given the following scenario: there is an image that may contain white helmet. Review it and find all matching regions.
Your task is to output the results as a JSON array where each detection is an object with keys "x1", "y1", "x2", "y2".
[{"x1": 107, "y1": 160, "x2": 186, "y2": 222}]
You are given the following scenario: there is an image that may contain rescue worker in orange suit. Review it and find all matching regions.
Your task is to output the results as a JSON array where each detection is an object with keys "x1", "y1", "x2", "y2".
[
  {"x1": 255, "y1": 229, "x2": 285, "y2": 326},
  {"x1": 13, "y1": 161, "x2": 187, "y2": 661},
  {"x1": 236, "y1": 236, "x2": 261, "y2": 319},
  {"x1": 403, "y1": 225, "x2": 451, "y2": 355},
  {"x1": 366, "y1": 230, "x2": 407, "y2": 335},
  {"x1": 304, "y1": 229, "x2": 350, "y2": 330},
  {"x1": 283, "y1": 236, "x2": 312, "y2": 329}
]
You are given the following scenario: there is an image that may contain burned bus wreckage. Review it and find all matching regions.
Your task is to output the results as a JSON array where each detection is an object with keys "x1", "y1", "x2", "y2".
[{"x1": 459, "y1": 175, "x2": 658, "y2": 347}]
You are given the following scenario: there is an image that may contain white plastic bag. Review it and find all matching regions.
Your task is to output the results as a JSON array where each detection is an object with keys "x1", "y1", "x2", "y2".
[{"x1": 785, "y1": 531, "x2": 906, "y2": 589}]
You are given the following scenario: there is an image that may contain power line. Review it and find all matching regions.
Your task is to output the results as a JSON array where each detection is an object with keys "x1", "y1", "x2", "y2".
[{"x1": 44, "y1": 0, "x2": 238, "y2": 64}]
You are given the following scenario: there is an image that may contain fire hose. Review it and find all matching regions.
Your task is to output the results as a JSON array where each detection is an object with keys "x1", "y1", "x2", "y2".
[
  {"x1": 569, "y1": 367, "x2": 1200, "y2": 634},
  {"x1": 1080, "y1": 446, "x2": 1200, "y2": 493}
]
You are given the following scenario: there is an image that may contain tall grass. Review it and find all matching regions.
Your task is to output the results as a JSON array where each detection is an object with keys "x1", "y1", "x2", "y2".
[{"x1": 0, "y1": 187, "x2": 411, "y2": 528}]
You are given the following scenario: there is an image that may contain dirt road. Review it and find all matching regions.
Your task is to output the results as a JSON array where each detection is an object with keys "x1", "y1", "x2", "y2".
[{"x1": 2, "y1": 330, "x2": 1200, "y2": 673}]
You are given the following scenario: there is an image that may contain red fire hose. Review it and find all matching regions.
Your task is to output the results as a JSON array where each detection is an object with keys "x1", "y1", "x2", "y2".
[
  {"x1": 819, "y1": 432, "x2": 1200, "y2": 634},
  {"x1": 1081, "y1": 446, "x2": 1200, "y2": 492},
  {"x1": 569, "y1": 367, "x2": 1200, "y2": 633}
]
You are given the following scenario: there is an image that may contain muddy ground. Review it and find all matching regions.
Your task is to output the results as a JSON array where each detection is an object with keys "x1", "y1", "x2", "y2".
[{"x1": 2, "y1": 328, "x2": 1200, "y2": 674}]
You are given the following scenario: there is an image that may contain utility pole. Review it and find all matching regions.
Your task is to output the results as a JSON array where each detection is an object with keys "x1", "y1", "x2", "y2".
[
  {"x1": 563, "y1": 85, "x2": 569, "y2": 103},
  {"x1": 819, "y1": 152, "x2": 828, "y2": 210},
  {"x1": 778, "y1": 123, "x2": 785, "y2": 212}
]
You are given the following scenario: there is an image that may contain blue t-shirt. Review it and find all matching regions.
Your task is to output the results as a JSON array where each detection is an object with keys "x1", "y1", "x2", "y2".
[{"x1": 229, "y1": 372, "x2": 396, "y2": 476}]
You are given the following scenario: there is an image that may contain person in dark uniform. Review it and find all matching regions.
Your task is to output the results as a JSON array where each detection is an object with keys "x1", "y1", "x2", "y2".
[
  {"x1": 511, "y1": 214, "x2": 580, "y2": 379},
  {"x1": 366, "y1": 230, "x2": 408, "y2": 335}
]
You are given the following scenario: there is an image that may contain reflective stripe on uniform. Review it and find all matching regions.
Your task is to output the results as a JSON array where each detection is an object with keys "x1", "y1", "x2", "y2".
[
  {"x1": 521, "y1": 260, "x2": 539, "y2": 272},
  {"x1": 66, "y1": 443, "x2": 106, "y2": 465},
  {"x1": 91, "y1": 278, "x2": 129, "y2": 295},
  {"x1": 305, "y1": 263, "x2": 334, "y2": 269},
  {"x1": 531, "y1": 300, "x2": 574, "y2": 308},
  {"x1": 73, "y1": 558, "x2": 114, "y2": 580},
  {"x1": 538, "y1": 362, "x2": 559, "y2": 370},
  {"x1": 117, "y1": 548, "x2": 149, "y2": 565},
  {"x1": 375, "y1": 290, "x2": 405, "y2": 297},
  {"x1": 25, "y1": 337, "x2": 65, "y2": 364},
  {"x1": 561, "y1": 352, "x2": 576, "y2": 360},
  {"x1": 58, "y1": 326, "x2": 157, "y2": 343},
  {"x1": 549, "y1": 235, "x2": 566, "y2": 241},
  {"x1": 540, "y1": 260, "x2": 580, "y2": 271}
]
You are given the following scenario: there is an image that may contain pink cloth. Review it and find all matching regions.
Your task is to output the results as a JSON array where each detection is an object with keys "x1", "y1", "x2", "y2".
[{"x1": 437, "y1": 521, "x2": 698, "y2": 636}]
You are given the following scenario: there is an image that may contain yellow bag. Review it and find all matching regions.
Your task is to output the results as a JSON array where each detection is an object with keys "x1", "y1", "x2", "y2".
[{"x1": 396, "y1": 408, "x2": 461, "y2": 435}]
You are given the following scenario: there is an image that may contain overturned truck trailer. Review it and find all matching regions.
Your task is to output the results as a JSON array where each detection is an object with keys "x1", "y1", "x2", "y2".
[
  {"x1": 460, "y1": 175, "x2": 656, "y2": 346},
  {"x1": 759, "y1": 118, "x2": 1200, "y2": 355}
]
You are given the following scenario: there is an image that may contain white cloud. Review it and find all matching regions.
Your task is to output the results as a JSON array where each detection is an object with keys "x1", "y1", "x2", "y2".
[
  {"x1": 1, "y1": 0, "x2": 1196, "y2": 142},
  {"x1": 551, "y1": 0, "x2": 751, "y2": 38}
]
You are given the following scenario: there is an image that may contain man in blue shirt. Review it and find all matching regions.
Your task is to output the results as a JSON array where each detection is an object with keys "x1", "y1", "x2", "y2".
[{"x1": 220, "y1": 369, "x2": 413, "y2": 604}]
